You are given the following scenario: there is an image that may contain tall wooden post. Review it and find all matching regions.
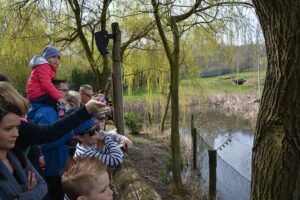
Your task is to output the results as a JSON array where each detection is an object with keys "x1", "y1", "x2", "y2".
[
  {"x1": 148, "y1": 112, "x2": 152, "y2": 126},
  {"x1": 191, "y1": 114, "x2": 197, "y2": 169},
  {"x1": 208, "y1": 150, "x2": 217, "y2": 200},
  {"x1": 111, "y1": 22, "x2": 125, "y2": 135}
]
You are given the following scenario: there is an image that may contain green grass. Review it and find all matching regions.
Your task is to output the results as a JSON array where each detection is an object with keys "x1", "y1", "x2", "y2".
[
  {"x1": 182, "y1": 69, "x2": 266, "y2": 95},
  {"x1": 124, "y1": 69, "x2": 267, "y2": 100},
  {"x1": 124, "y1": 88, "x2": 149, "y2": 101}
]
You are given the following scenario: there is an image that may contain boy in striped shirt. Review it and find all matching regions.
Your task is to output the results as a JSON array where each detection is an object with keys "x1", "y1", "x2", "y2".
[{"x1": 73, "y1": 118, "x2": 124, "y2": 167}]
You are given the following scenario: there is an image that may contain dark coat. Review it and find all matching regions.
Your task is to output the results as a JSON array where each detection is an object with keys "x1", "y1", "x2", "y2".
[{"x1": 0, "y1": 151, "x2": 47, "y2": 199}]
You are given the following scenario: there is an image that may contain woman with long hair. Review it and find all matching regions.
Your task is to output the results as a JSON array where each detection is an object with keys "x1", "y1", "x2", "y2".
[{"x1": 0, "y1": 82, "x2": 47, "y2": 199}]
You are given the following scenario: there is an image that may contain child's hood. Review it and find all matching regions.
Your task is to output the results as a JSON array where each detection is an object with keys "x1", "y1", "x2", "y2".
[{"x1": 29, "y1": 55, "x2": 48, "y2": 68}]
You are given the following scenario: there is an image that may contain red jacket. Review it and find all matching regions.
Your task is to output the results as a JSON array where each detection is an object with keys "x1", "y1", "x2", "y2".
[{"x1": 26, "y1": 63, "x2": 61, "y2": 101}]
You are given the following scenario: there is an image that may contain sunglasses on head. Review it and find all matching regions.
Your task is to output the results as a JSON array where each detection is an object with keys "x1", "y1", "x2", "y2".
[{"x1": 83, "y1": 125, "x2": 100, "y2": 136}]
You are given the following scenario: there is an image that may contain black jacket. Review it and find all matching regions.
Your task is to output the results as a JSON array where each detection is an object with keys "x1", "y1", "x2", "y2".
[{"x1": 16, "y1": 107, "x2": 91, "y2": 151}]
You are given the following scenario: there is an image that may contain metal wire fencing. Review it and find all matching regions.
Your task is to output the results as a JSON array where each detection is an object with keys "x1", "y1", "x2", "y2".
[{"x1": 195, "y1": 131, "x2": 251, "y2": 200}]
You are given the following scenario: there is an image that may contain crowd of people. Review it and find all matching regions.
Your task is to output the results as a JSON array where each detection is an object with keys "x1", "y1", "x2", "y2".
[{"x1": 0, "y1": 45, "x2": 132, "y2": 200}]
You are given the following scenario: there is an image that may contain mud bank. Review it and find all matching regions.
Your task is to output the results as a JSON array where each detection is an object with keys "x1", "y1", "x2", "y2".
[
  {"x1": 124, "y1": 93, "x2": 260, "y2": 124},
  {"x1": 208, "y1": 92, "x2": 260, "y2": 123}
]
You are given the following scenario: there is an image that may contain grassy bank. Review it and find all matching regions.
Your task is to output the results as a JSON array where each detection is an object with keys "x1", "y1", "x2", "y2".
[{"x1": 124, "y1": 69, "x2": 266, "y2": 101}]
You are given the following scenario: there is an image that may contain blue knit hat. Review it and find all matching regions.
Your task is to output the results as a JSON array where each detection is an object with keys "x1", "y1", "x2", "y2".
[
  {"x1": 73, "y1": 118, "x2": 99, "y2": 136},
  {"x1": 42, "y1": 45, "x2": 61, "y2": 60}
]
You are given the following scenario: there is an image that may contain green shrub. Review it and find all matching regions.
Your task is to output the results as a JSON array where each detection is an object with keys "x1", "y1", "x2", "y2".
[
  {"x1": 160, "y1": 167, "x2": 171, "y2": 184},
  {"x1": 124, "y1": 112, "x2": 143, "y2": 135}
]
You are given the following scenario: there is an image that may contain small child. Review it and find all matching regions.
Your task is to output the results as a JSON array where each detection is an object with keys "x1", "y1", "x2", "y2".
[
  {"x1": 66, "y1": 90, "x2": 81, "y2": 114},
  {"x1": 62, "y1": 157, "x2": 113, "y2": 200},
  {"x1": 73, "y1": 118, "x2": 124, "y2": 167},
  {"x1": 26, "y1": 45, "x2": 65, "y2": 110}
]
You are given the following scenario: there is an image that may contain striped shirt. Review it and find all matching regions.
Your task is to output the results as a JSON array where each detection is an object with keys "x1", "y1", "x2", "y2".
[{"x1": 74, "y1": 135, "x2": 124, "y2": 167}]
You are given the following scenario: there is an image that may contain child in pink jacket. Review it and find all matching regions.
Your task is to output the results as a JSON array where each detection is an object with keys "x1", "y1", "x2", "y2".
[{"x1": 26, "y1": 45, "x2": 65, "y2": 112}]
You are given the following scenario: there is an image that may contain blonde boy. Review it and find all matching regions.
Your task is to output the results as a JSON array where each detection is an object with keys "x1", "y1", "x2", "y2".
[{"x1": 62, "y1": 158, "x2": 113, "y2": 200}]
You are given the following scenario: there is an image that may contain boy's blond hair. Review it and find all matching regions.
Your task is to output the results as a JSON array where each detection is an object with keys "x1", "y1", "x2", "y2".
[{"x1": 62, "y1": 158, "x2": 107, "y2": 200}]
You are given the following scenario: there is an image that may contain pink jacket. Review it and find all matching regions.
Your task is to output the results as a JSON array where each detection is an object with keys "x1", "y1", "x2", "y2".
[{"x1": 26, "y1": 62, "x2": 61, "y2": 101}]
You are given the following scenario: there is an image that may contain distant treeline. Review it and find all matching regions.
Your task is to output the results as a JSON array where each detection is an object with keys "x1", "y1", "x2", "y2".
[
  {"x1": 200, "y1": 69, "x2": 234, "y2": 77},
  {"x1": 197, "y1": 44, "x2": 267, "y2": 78}
]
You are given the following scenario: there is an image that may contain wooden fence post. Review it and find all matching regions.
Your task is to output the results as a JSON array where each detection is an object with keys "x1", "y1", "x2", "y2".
[
  {"x1": 111, "y1": 22, "x2": 125, "y2": 135},
  {"x1": 208, "y1": 150, "x2": 217, "y2": 200},
  {"x1": 191, "y1": 114, "x2": 197, "y2": 169},
  {"x1": 148, "y1": 112, "x2": 152, "y2": 125}
]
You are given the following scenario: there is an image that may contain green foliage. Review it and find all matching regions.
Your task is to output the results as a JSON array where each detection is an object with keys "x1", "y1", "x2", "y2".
[
  {"x1": 0, "y1": 1, "x2": 49, "y2": 93},
  {"x1": 68, "y1": 68, "x2": 97, "y2": 90},
  {"x1": 160, "y1": 154, "x2": 186, "y2": 185},
  {"x1": 160, "y1": 154, "x2": 172, "y2": 184},
  {"x1": 160, "y1": 167, "x2": 171, "y2": 184},
  {"x1": 124, "y1": 88, "x2": 148, "y2": 102},
  {"x1": 124, "y1": 112, "x2": 143, "y2": 135}
]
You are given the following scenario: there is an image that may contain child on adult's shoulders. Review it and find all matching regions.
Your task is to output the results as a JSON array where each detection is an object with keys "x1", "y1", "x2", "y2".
[{"x1": 26, "y1": 45, "x2": 66, "y2": 112}]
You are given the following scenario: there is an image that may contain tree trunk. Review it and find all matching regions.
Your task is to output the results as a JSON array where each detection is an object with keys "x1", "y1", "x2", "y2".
[
  {"x1": 251, "y1": 1, "x2": 300, "y2": 199},
  {"x1": 160, "y1": 90, "x2": 171, "y2": 132},
  {"x1": 151, "y1": 0, "x2": 184, "y2": 193},
  {"x1": 70, "y1": 0, "x2": 110, "y2": 90},
  {"x1": 97, "y1": 0, "x2": 112, "y2": 91},
  {"x1": 169, "y1": 17, "x2": 184, "y2": 194},
  {"x1": 97, "y1": 58, "x2": 112, "y2": 91}
]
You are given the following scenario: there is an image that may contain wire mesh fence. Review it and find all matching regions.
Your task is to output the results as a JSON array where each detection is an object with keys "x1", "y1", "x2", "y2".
[
  {"x1": 216, "y1": 155, "x2": 251, "y2": 200},
  {"x1": 196, "y1": 132, "x2": 251, "y2": 200},
  {"x1": 197, "y1": 133, "x2": 212, "y2": 194}
]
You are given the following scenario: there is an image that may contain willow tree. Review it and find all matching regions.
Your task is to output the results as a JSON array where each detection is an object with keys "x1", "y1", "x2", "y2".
[
  {"x1": 251, "y1": 0, "x2": 300, "y2": 199},
  {"x1": 151, "y1": 0, "x2": 202, "y2": 193},
  {"x1": 151, "y1": 0, "x2": 253, "y2": 194},
  {"x1": 0, "y1": 1, "x2": 49, "y2": 91},
  {"x1": 9, "y1": 0, "x2": 155, "y2": 89},
  {"x1": 65, "y1": 0, "x2": 154, "y2": 89},
  {"x1": 67, "y1": 0, "x2": 156, "y2": 89}
]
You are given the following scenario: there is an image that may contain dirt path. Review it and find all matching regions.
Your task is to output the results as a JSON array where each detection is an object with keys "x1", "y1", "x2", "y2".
[{"x1": 125, "y1": 129, "x2": 181, "y2": 200}]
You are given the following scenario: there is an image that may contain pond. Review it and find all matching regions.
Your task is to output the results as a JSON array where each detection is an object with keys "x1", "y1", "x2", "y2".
[{"x1": 180, "y1": 106, "x2": 255, "y2": 200}]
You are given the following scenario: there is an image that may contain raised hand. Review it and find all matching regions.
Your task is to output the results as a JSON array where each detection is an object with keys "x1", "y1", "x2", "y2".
[{"x1": 85, "y1": 99, "x2": 108, "y2": 115}]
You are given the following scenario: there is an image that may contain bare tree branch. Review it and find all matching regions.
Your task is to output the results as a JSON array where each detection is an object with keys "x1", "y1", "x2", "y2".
[
  {"x1": 124, "y1": 67, "x2": 169, "y2": 77},
  {"x1": 151, "y1": 0, "x2": 173, "y2": 66},
  {"x1": 173, "y1": 0, "x2": 202, "y2": 23},
  {"x1": 121, "y1": 21, "x2": 156, "y2": 55},
  {"x1": 195, "y1": 1, "x2": 253, "y2": 13}
]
